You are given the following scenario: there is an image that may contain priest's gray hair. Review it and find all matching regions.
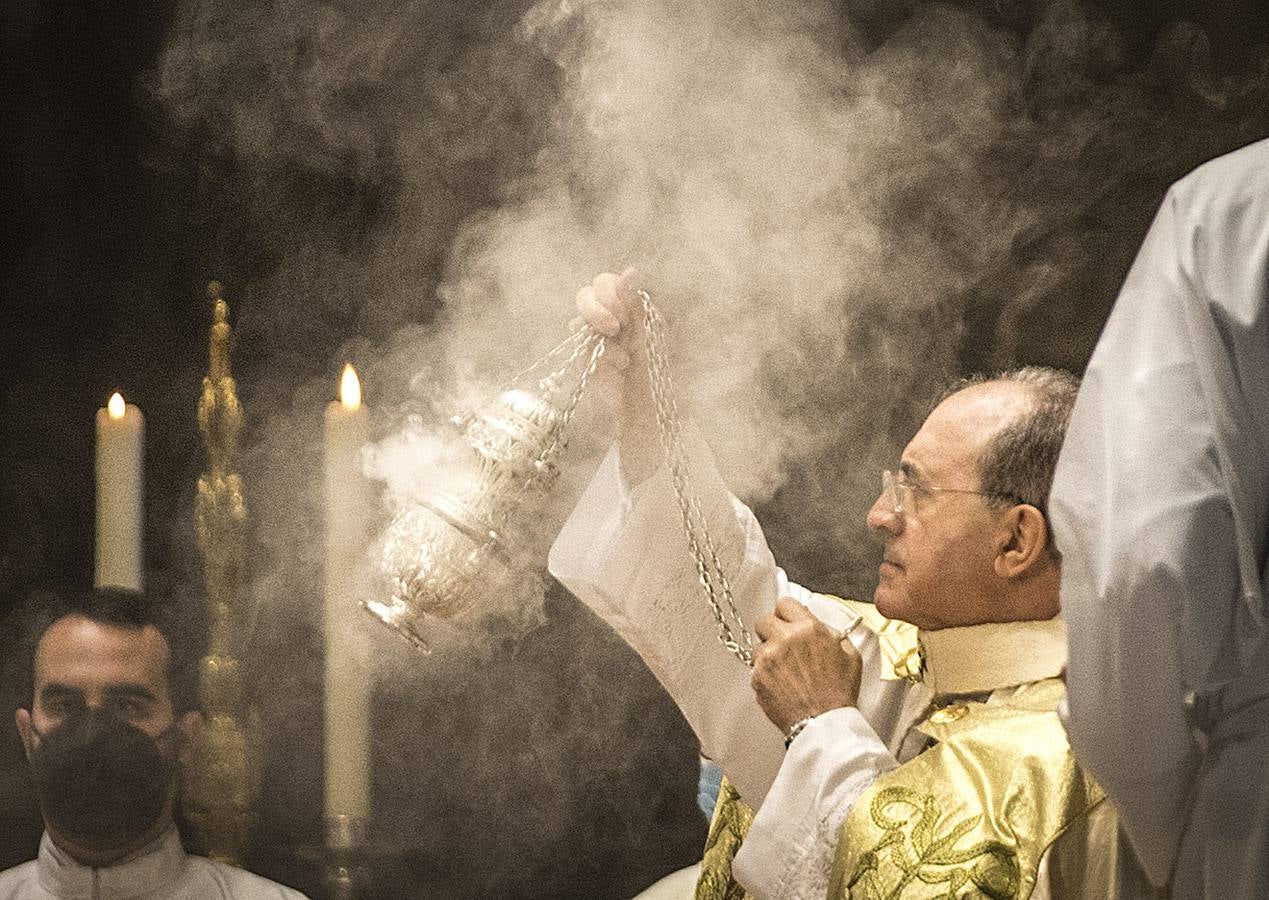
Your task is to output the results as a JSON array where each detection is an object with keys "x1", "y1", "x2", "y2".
[{"x1": 942, "y1": 366, "x2": 1081, "y2": 555}]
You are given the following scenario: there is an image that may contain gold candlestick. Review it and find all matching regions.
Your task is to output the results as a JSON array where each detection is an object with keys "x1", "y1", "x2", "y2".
[{"x1": 183, "y1": 281, "x2": 258, "y2": 863}]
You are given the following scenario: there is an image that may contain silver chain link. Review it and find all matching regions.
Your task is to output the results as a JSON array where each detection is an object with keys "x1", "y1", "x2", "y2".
[
  {"x1": 534, "y1": 330, "x2": 606, "y2": 472},
  {"x1": 511, "y1": 297, "x2": 754, "y2": 667},
  {"x1": 504, "y1": 327, "x2": 590, "y2": 391},
  {"x1": 637, "y1": 290, "x2": 756, "y2": 667}
]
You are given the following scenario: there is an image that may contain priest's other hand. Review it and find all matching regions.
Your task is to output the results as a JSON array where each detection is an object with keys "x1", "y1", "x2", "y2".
[{"x1": 751, "y1": 597, "x2": 863, "y2": 733}]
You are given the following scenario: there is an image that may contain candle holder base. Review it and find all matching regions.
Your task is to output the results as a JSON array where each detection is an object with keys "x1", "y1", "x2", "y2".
[
  {"x1": 322, "y1": 861, "x2": 365, "y2": 900},
  {"x1": 295, "y1": 814, "x2": 421, "y2": 899},
  {"x1": 321, "y1": 815, "x2": 370, "y2": 900}
]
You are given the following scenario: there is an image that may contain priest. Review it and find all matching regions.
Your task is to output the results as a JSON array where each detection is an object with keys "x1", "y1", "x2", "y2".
[{"x1": 550, "y1": 270, "x2": 1115, "y2": 898}]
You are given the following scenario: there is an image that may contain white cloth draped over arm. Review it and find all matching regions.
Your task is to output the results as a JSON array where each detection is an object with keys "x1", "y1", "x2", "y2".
[
  {"x1": 548, "y1": 428, "x2": 914, "y2": 808},
  {"x1": 1049, "y1": 141, "x2": 1269, "y2": 886}
]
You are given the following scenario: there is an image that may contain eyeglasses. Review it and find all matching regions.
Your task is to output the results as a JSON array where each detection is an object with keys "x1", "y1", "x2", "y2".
[{"x1": 880, "y1": 469, "x2": 1015, "y2": 516}]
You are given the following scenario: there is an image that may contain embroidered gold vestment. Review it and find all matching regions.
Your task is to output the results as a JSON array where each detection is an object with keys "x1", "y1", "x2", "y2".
[
  {"x1": 697, "y1": 777, "x2": 756, "y2": 900},
  {"x1": 695, "y1": 602, "x2": 1108, "y2": 900},
  {"x1": 829, "y1": 678, "x2": 1103, "y2": 899}
]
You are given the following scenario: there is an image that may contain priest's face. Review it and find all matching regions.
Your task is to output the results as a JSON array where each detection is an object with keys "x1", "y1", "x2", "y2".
[{"x1": 866, "y1": 382, "x2": 1032, "y2": 630}]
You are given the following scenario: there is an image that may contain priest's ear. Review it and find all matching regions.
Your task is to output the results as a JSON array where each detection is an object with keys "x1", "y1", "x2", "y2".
[{"x1": 993, "y1": 503, "x2": 1051, "y2": 578}]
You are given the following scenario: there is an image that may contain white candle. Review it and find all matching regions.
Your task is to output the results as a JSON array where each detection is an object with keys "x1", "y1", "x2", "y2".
[
  {"x1": 324, "y1": 364, "x2": 371, "y2": 827},
  {"x1": 95, "y1": 392, "x2": 144, "y2": 590}
]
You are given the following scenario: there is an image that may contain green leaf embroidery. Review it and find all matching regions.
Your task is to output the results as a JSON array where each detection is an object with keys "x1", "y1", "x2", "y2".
[{"x1": 847, "y1": 786, "x2": 1020, "y2": 900}]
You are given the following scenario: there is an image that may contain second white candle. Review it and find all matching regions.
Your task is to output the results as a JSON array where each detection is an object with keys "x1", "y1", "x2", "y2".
[{"x1": 323, "y1": 364, "x2": 372, "y2": 830}]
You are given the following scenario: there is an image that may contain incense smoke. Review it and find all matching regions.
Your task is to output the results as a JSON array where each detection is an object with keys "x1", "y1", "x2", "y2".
[{"x1": 143, "y1": 0, "x2": 1269, "y2": 894}]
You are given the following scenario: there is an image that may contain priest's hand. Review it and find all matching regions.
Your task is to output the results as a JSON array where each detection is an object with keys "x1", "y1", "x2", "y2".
[
  {"x1": 574, "y1": 267, "x2": 640, "y2": 352},
  {"x1": 573, "y1": 268, "x2": 660, "y2": 485},
  {"x1": 751, "y1": 597, "x2": 863, "y2": 734}
]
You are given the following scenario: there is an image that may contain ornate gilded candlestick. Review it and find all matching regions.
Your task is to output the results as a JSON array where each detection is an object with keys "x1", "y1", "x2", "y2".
[{"x1": 183, "y1": 281, "x2": 257, "y2": 863}]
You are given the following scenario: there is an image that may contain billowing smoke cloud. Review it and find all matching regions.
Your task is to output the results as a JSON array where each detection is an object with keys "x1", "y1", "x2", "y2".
[
  {"x1": 143, "y1": 0, "x2": 1269, "y2": 893},
  {"x1": 147, "y1": 0, "x2": 1269, "y2": 592}
]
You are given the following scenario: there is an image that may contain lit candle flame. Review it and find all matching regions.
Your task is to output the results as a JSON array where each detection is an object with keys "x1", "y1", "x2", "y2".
[
  {"x1": 107, "y1": 392, "x2": 126, "y2": 420},
  {"x1": 340, "y1": 364, "x2": 362, "y2": 412}
]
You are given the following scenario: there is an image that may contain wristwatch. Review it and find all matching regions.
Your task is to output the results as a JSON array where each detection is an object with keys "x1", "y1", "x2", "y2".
[{"x1": 784, "y1": 715, "x2": 815, "y2": 749}]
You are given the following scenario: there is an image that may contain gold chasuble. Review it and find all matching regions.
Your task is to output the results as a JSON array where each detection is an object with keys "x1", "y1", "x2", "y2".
[
  {"x1": 697, "y1": 778, "x2": 756, "y2": 900},
  {"x1": 696, "y1": 601, "x2": 1113, "y2": 900},
  {"x1": 828, "y1": 677, "x2": 1102, "y2": 899}
]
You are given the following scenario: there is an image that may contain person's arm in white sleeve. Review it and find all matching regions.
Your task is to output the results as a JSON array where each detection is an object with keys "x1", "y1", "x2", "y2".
[
  {"x1": 1049, "y1": 164, "x2": 1269, "y2": 885},
  {"x1": 549, "y1": 427, "x2": 790, "y2": 803},
  {"x1": 552, "y1": 270, "x2": 916, "y2": 805},
  {"x1": 550, "y1": 433, "x2": 919, "y2": 809},
  {"x1": 731, "y1": 708, "x2": 898, "y2": 899},
  {"x1": 730, "y1": 594, "x2": 925, "y2": 899}
]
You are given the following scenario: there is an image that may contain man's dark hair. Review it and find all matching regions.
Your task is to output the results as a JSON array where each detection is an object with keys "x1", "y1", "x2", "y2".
[
  {"x1": 943, "y1": 366, "x2": 1081, "y2": 554},
  {"x1": 23, "y1": 587, "x2": 201, "y2": 715}
]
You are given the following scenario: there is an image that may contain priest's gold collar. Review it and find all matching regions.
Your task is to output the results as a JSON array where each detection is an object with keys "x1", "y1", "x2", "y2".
[{"x1": 911, "y1": 617, "x2": 1067, "y2": 696}]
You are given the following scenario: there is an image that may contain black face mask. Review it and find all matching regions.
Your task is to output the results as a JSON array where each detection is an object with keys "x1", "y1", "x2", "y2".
[{"x1": 29, "y1": 708, "x2": 178, "y2": 854}]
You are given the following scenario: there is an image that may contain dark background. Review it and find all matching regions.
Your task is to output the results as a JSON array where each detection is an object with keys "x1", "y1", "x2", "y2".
[{"x1": 2, "y1": 0, "x2": 1269, "y2": 897}]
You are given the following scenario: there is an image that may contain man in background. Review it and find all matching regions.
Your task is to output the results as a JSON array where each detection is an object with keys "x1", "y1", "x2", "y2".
[{"x1": 0, "y1": 588, "x2": 307, "y2": 899}]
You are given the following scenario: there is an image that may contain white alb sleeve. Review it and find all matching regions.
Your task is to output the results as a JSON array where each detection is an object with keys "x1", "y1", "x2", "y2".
[
  {"x1": 1050, "y1": 165, "x2": 1269, "y2": 884},
  {"x1": 549, "y1": 435, "x2": 788, "y2": 804},
  {"x1": 731, "y1": 708, "x2": 898, "y2": 899},
  {"x1": 549, "y1": 433, "x2": 917, "y2": 807}
]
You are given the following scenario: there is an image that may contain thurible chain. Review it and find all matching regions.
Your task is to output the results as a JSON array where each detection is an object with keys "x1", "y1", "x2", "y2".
[{"x1": 637, "y1": 290, "x2": 756, "y2": 667}]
